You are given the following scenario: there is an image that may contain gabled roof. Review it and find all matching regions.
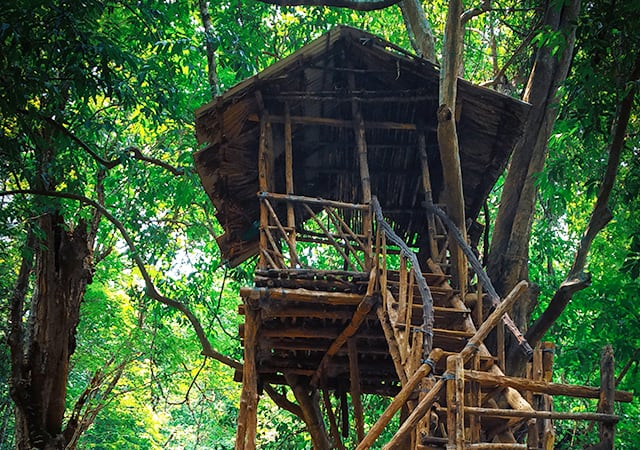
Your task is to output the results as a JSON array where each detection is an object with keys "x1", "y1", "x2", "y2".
[{"x1": 194, "y1": 26, "x2": 530, "y2": 266}]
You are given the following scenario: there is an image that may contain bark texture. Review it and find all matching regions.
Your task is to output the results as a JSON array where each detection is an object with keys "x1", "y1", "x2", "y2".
[
  {"x1": 487, "y1": 0, "x2": 581, "y2": 335},
  {"x1": 10, "y1": 213, "x2": 93, "y2": 449}
]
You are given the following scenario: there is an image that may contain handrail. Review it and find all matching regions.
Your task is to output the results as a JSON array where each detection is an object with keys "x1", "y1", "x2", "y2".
[
  {"x1": 425, "y1": 203, "x2": 533, "y2": 358},
  {"x1": 371, "y1": 196, "x2": 434, "y2": 359}
]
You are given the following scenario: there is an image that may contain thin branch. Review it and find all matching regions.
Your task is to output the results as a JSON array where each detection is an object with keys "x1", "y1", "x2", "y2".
[
  {"x1": 0, "y1": 189, "x2": 242, "y2": 372},
  {"x1": 128, "y1": 146, "x2": 184, "y2": 176},
  {"x1": 480, "y1": 23, "x2": 538, "y2": 88},
  {"x1": 197, "y1": 0, "x2": 220, "y2": 98},
  {"x1": 256, "y1": 0, "x2": 401, "y2": 11},
  {"x1": 24, "y1": 111, "x2": 184, "y2": 175},
  {"x1": 264, "y1": 384, "x2": 304, "y2": 419},
  {"x1": 526, "y1": 53, "x2": 640, "y2": 347},
  {"x1": 461, "y1": 0, "x2": 491, "y2": 25},
  {"x1": 616, "y1": 348, "x2": 640, "y2": 386}
]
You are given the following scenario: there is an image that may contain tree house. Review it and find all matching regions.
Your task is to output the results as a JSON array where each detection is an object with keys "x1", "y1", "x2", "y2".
[{"x1": 194, "y1": 26, "x2": 631, "y2": 450}]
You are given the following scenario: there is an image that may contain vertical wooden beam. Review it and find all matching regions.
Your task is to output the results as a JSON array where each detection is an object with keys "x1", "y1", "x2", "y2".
[
  {"x1": 349, "y1": 72, "x2": 373, "y2": 269},
  {"x1": 446, "y1": 355, "x2": 464, "y2": 450},
  {"x1": 469, "y1": 351, "x2": 481, "y2": 443},
  {"x1": 284, "y1": 102, "x2": 297, "y2": 266},
  {"x1": 236, "y1": 299, "x2": 260, "y2": 450},
  {"x1": 257, "y1": 114, "x2": 269, "y2": 270},
  {"x1": 454, "y1": 355, "x2": 465, "y2": 449},
  {"x1": 541, "y1": 342, "x2": 555, "y2": 449},
  {"x1": 497, "y1": 318, "x2": 505, "y2": 371},
  {"x1": 597, "y1": 345, "x2": 615, "y2": 448},
  {"x1": 256, "y1": 91, "x2": 275, "y2": 269},
  {"x1": 348, "y1": 338, "x2": 366, "y2": 443},
  {"x1": 418, "y1": 131, "x2": 440, "y2": 260}
]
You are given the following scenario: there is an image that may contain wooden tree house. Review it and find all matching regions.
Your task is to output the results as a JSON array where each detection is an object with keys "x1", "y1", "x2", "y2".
[{"x1": 194, "y1": 27, "x2": 631, "y2": 450}]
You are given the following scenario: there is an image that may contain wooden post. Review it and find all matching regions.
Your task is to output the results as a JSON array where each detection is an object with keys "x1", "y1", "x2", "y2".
[
  {"x1": 418, "y1": 131, "x2": 440, "y2": 260},
  {"x1": 284, "y1": 102, "x2": 297, "y2": 266},
  {"x1": 256, "y1": 91, "x2": 275, "y2": 269},
  {"x1": 541, "y1": 342, "x2": 555, "y2": 450},
  {"x1": 349, "y1": 72, "x2": 373, "y2": 269},
  {"x1": 597, "y1": 345, "x2": 615, "y2": 449},
  {"x1": 497, "y1": 316, "x2": 505, "y2": 370},
  {"x1": 348, "y1": 338, "x2": 366, "y2": 442},
  {"x1": 446, "y1": 355, "x2": 465, "y2": 450},
  {"x1": 235, "y1": 299, "x2": 260, "y2": 450}
]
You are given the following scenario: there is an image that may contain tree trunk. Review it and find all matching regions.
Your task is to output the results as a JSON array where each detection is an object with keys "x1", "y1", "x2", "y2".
[
  {"x1": 10, "y1": 213, "x2": 93, "y2": 449},
  {"x1": 286, "y1": 375, "x2": 331, "y2": 450},
  {"x1": 486, "y1": 0, "x2": 581, "y2": 365}
]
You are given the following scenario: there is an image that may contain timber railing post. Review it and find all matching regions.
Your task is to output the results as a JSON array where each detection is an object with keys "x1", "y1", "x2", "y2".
[{"x1": 598, "y1": 345, "x2": 615, "y2": 448}]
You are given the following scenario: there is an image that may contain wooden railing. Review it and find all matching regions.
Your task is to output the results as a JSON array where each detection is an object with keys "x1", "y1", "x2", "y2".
[
  {"x1": 257, "y1": 192, "x2": 371, "y2": 271},
  {"x1": 370, "y1": 197, "x2": 435, "y2": 383}
]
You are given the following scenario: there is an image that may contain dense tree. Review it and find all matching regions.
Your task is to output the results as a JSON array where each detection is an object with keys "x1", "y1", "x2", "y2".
[{"x1": 1, "y1": 0, "x2": 638, "y2": 448}]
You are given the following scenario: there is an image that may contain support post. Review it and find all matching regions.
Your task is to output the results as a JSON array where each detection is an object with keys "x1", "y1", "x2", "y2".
[
  {"x1": 446, "y1": 355, "x2": 465, "y2": 450},
  {"x1": 284, "y1": 102, "x2": 297, "y2": 266},
  {"x1": 597, "y1": 345, "x2": 615, "y2": 449},
  {"x1": 235, "y1": 300, "x2": 260, "y2": 450}
]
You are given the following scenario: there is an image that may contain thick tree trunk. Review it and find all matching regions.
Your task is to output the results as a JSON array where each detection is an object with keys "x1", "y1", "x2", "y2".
[
  {"x1": 10, "y1": 213, "x2": 92, "y2": 449},
  {"x1": 486, "y1": 0, "x2": 580, "y2": 339}
]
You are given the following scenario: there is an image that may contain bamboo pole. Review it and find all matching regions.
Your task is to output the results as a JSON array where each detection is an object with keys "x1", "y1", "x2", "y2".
[
  {"x1": 259, "y1": 191, "x2": 369, "y2": 210},
  {"x1": 446, "y1": 355, "x2": 465, "y2": 450},
  {"x1": 257, "y1": 106, "x2": 269, "y2": 269},
  {"x1": 248, "y1": 112, "x2": 420, "y2": 130},
  {"x1": 461, "y1": 406, "x2": 619, "y2": 422},
  {"x1": 283, "y1": 102, "x2": 297, "y2": 267},
  {"x1": 464, "y1": 370, "x2": 632, "y2": 402}
]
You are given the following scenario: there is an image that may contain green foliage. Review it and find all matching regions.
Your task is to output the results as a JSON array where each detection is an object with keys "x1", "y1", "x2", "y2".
[{"x1": 1, "y1": 0, "x2": 638, "y2": 448}]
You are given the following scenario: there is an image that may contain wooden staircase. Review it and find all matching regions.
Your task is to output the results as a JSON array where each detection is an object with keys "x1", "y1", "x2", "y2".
[{"x1": 234, "y1": 194, "x2": 631, "y2": 450}]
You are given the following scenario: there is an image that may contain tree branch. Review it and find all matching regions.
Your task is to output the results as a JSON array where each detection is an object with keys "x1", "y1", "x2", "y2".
[
  {"x1": 461, "y1": 0, "x2": 491, "y2": 25},
  {"x1": 1, "y1": 189, "x2": 242, "y2": 372},
  {"x1": 525, "y1": 53, "x2": 640, "y2": 347},
  {"x1": 264, "y1": 384, "x2": 304, "y2": 419},
  {"x1": 197, "y1": 0, "x2": 220, "y2": 98},
  {"x1": 27, "y1": 111, "x2": 185, "y2": 175},
  {"x1": 399, "y1": 0, "x2": 437, "y2": 62}
]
